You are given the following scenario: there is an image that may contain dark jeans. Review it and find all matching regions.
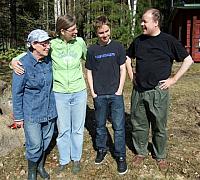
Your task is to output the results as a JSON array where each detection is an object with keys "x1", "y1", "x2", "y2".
[{"x1": 94, "y1": 94, "x2": 126, "y2": 157}]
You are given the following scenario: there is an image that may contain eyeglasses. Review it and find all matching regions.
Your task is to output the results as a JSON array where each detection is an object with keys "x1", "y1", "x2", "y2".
[
  {"x1": 37, "y1": 41, "x2": 50, "y2": 47},
  {"x1": 63, "y1": 25, "x2": 78, "y2": 33},
  {"x1": 65, "y1": 26, "x2": 77, "y2": 33}
]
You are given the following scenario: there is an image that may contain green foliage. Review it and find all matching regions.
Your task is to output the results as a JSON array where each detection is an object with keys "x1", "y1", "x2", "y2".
[
  {"x1": 0, "y1": 0, "x2": 172, "y2": 50},
  {"x1": 0, "y1": 0, "x2": 55, "y2": 49},
  {"x1": 133, "y1": 0, "x2": 151, "y2": 37},
  {"x1": 0, "y1": 48, "x2": 25, "y2": 61},
  {"x1": 134, "y1": 0, "x2": 171, "y2": 34},
  {"x1": 83, "y1": 0, "x2": 133, "y2": 48},
  {"x1": 15, "y1": 0, "x2": 55, "y2": 43}
]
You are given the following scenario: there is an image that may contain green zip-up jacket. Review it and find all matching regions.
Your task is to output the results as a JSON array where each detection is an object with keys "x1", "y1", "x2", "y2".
[
  {"x1": 50, "y1": 37, "x2": 87, "y2": 93},
  {"x1": 13, "y1": 37, "x2": 87, "y2": 93}
]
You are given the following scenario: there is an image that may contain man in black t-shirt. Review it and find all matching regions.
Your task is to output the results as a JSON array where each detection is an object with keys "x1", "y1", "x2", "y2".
[
  {"x1": 126, "y1": 8, "x2": 193, "y2": 171},
  {"x1": 85, "y1": 16, "x2": 127, "y2": 175}
]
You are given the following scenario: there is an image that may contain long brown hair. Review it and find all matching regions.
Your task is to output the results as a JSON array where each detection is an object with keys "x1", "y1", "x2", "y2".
[{"x1": 55, "y1": 15, "x2": 76, "y2": 36}]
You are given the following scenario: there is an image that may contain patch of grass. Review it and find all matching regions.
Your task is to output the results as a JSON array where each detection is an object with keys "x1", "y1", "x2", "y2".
[{"x1": 0, "y1": 62, "x2": 200, "y2": 179}]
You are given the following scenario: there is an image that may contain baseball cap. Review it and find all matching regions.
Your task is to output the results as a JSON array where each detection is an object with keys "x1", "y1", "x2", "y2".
[{"x1": 27, "y1": 29, "x2": 51, "y2": 45}]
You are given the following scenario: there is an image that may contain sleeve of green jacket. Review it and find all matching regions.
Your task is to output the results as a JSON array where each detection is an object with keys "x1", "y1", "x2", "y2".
[
  {"x1": 81, "y1": 38, "x2": 87, "y2": 61},
  {"x1": 9, "y1": 52, "x2": 27, "y2": 69}
]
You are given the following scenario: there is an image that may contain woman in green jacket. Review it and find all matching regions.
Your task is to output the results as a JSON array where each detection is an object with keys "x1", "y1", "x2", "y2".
[{"x1": 51, "y1": 15, "x2": 87, "y2": 174}]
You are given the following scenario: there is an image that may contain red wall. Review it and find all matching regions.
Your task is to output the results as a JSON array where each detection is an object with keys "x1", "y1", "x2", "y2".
[{"x1": 171, "y1": 9, "x2": 200, "y2": 62}]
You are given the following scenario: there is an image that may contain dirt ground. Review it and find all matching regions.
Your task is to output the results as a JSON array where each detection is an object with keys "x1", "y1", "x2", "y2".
[{"x1": 0, "y1": 62, "x2": 200, "y2": 180}]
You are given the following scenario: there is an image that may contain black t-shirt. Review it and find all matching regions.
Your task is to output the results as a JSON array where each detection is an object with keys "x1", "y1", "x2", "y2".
[
  {"x1": 127, "y1": 32, "x2": 189, "y2": 91},
  {"x1": 85, "y1": 40, "x2": 126, "y2": 95}
]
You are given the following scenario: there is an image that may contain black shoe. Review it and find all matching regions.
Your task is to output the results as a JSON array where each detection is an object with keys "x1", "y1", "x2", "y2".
[
  {"x1": 116, "y1": 157, "x2": 128, "y2": 175},
  {"x1": 95, "y1": 150, "x2": 107, "y2": 164}
]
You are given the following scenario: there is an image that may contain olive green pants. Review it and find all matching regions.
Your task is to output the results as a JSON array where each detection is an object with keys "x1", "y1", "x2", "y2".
[{"x1": 131, "y1": 86, "x2": 169, "y2": 160}]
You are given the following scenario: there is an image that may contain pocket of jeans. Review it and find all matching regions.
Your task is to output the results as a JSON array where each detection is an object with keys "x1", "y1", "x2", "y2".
[{"x1": 154, "y1": 88, "x2": 168, "y2": 108}]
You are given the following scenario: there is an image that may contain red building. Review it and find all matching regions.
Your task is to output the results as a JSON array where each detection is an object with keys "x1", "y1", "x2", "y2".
[{"x1": 169, "y1": 1, "x2": 200, "y2": 62}]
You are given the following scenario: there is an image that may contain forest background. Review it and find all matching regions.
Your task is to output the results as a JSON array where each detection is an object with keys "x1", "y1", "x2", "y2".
[
  {"x1": 0, "y1": 0, "x2": 199, "y2": 179},
  {"x1": 0, "y1": 0, "x2": 174, "y2": 53}
]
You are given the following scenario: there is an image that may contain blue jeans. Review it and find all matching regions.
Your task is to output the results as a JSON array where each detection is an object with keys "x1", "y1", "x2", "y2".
[
  {"x1": 94, "y1": 94, "x2": 126, "y2": 157},
  {"x1": 54, "y1": 90, "x2": 87, "y2": 165},
  {"x1": 24, "y1": 118, "x2": 55, "y2": 162}
]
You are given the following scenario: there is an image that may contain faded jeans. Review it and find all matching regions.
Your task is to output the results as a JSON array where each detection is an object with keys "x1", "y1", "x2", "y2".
[
  {"x1": 24, "y1": 118, "x2": 55, "y2": 162},
  {"x1": 54, "y1": 89, "x2": 87, "y2": 165}
]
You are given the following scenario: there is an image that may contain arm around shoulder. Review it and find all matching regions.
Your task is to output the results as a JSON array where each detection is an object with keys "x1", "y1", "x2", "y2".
[{"x1": 10, "y1": 52, "x2": 27, "y2": 74}]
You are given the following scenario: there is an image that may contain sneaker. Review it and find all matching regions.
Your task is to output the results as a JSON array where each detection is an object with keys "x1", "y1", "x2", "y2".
[
  {"x1": 72, "y1": 161, "x2": 81, "y2": 174},
  {"x1": 132, "y1": 155, "x2": 145, "y2": 167},
  {"x1": 95, "y1": 150, "x2": 107, "y2": 164},
  {"x1": 56, "y1": 164, "x2": 67, "y2": 175},
  {"x1": 116, "y1": 157, "x2": 128, "y2": 175},
  {"x1": 157, "y1": 159, "x2": 168, "y2": 171}
]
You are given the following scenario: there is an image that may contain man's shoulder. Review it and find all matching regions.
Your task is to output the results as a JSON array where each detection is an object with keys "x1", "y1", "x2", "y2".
[
  {"x1": 132, "y1": 34, "x2": 144, "y2": 44},
  {"x1": 111, "y1": 39, "x2": 121, "y2": 45},
  {"x1": 160, "y1": 32, "x2": 177, "y2": 40},
  {"x1": 135, "y1": 34, "x2": 143, "y2": 40},
  {"x1": 110, "y1": 40, "x2": 124, "y2": 48}
]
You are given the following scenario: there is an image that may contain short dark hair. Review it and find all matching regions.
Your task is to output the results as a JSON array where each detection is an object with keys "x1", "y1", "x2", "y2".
[
  {"x1": 144, "y1": 8, "x2": 163, "y2": 27},
  {"x1": 28, "y1": 46, "x2": 34, "y2": 52}
]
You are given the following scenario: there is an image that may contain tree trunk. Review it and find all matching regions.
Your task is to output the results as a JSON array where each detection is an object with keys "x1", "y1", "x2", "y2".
[
  {"x1": 128, "y1": 0, "x2": 137, "y2": 36},
  {"x1": 9, "y1": 0, "x2": 16, "y2": 48},
  {"x1": 54, "y1": 0, "x2": 61, "y2": 29},
  {"x1": 68, "y1": 0, "x2": 72, "y2": 14},
  {"x1": 73, "y1": 0, "x2": 76, "y2": 14},
  {"x1": 46, "y1": 1, "x2": 49, "y2": 30},
  {"x1": 62, "y1": 0, "x2": 67, "y2": 15}
]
